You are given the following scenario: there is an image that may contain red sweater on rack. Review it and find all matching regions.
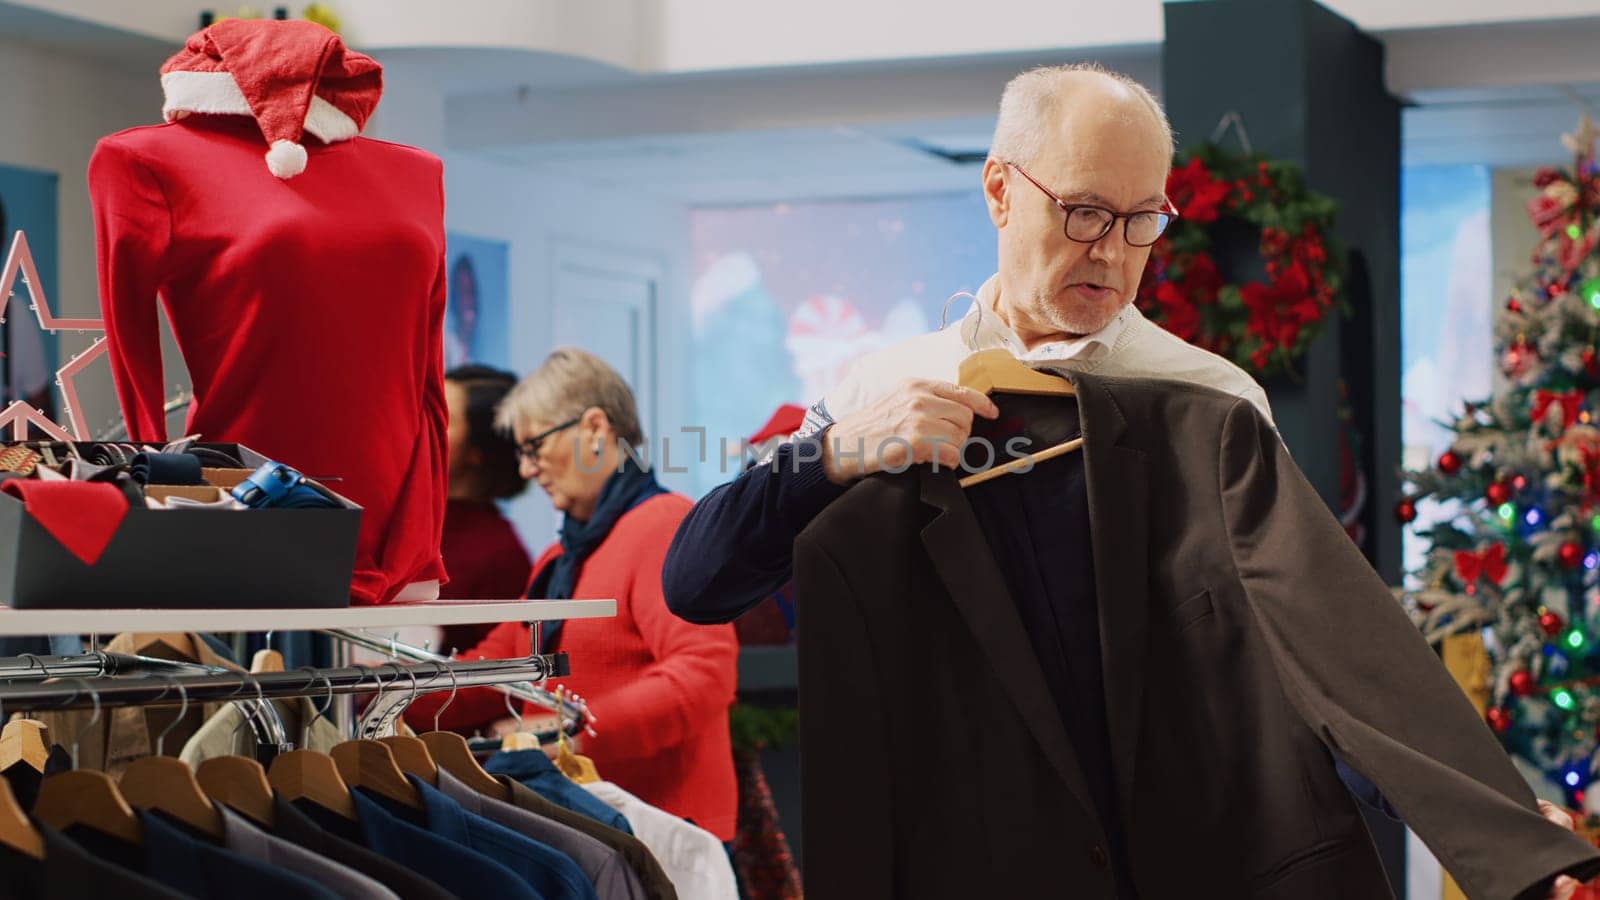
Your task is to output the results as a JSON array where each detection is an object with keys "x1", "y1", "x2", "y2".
[
  {"x1": 88, "y1": 116, "x2": 448, "y2": 604},
  {"x1": 407, "y1": 493, "x2": 740, "y2": 840}
]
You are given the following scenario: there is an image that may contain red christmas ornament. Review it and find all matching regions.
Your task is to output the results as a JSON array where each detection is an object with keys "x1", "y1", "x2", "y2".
[
  {"x1": 1394, "y1": 498, "x2": 1417, "y2": 524},
  {"x1": 1551, "y1": 283, "x2": 1565, "y2": 297},
  {"x1": 1560, "y1": 541, "x2": 1585, "y2": 570},
  {"x1": 1438, "y1": 451, "x2": 1463, "y2": 475},
  {"x1": 1514, "y1": 475, "x2": 1529, "y2": 491},
  {"x1": 1510, "y1": 670, "x2": 1535, "y2": 696},
  {"x1": 1486, "y1": 482, "x2": 1512, "y2": 505},
  {"x1": 1542, "y1": 611, "x2": 1566, "y2": 636},
  {"x1": 1508, "y1": 298, "x2": 1523, "y2": 313},
  {"x1": 1585, "y1": 348, "x2": 1598, "y2": 376},
  {"x1": 1502, "y1": 342, "x2": 1540, "y2": 379},
  {"x1": 1487, "y1": 707, "x2": 1513, "y2": 733}
]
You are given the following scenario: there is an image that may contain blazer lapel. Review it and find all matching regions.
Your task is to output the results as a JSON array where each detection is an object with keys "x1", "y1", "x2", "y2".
[
  {"x1": 919, "y1": 467, "x2": 1100, "y2": 821},
  {"x1": 1075, "y1": 373, "x2": 1150, "y2": 825}
]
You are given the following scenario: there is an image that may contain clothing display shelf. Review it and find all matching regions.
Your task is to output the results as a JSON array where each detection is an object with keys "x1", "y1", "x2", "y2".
[{"x1": 0, "y1": 598, "x2": 616, "y2": 635}]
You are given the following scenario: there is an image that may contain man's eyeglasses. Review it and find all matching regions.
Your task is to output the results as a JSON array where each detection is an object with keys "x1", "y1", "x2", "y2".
[
  {"x1": 517, "y1": 417, "x2": 581, "y2": 461},
  {"x1": 1007, "y1": 162, "x2": 1178, "y2": 248}
]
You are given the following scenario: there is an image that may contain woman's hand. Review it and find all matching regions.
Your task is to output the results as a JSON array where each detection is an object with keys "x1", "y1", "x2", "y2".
[{"x1": 1539, "y1": 801, "x2": 1584, "y2": 900}]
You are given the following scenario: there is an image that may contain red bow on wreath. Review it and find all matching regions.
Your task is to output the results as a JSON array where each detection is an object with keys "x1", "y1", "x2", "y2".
[
  {"x1": 1532, "y1": 389, "x2": 1585, "y2": 430},
  {"x1": 1526, "y1": 180, "x2": 1600, "y2": 275},
  {"x1": 1454, "y1": 543, "x2": 1508, "y2": 587}
]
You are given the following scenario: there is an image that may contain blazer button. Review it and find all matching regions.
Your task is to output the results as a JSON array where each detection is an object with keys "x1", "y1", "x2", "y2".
[{"x1": 1090, "y1": 845, "x2": 1109, "y2": 868}]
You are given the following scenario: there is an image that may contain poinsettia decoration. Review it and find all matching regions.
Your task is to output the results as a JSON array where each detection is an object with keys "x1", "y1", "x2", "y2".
[{"x1": 1137, "y1": 143, "x2": 1346, "y2": 379}]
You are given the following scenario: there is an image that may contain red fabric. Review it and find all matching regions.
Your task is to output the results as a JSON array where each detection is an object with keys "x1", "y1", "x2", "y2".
[
  {"x1": 437, "y1": 498, "x2": 533, "y2": 653},
  {"x1": 89, "y1": 115, "x2": 448, "y2": 605},
  {"x1": 406, "y1": 494, "x2": 740, "y2": 839},
  {"x1": 746, "y1": 404, "x2": 807, "y2": 446},
  {"x1": 160, "y1": 20, "x2": 381, "y2": 158},
  {"x1": 2, "y1": 481, "x2": 128, "y2": 565}
]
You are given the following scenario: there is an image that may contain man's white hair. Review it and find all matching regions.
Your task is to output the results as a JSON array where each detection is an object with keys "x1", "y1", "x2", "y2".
[{"x1": 990, "y1": 63, "x2": 1175, "y2": 168}]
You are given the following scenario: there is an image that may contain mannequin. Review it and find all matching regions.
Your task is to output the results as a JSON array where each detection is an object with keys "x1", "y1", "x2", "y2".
[{"x1": 88, "y1": 20, "x2": 447, "y2": 604}]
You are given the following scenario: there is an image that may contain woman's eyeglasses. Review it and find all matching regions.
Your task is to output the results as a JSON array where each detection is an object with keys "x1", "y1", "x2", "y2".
[{"x1": 517, "y1": 417, "x2": 581, "y2": 461}]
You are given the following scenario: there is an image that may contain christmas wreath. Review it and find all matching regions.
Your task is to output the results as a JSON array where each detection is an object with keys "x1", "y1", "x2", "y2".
[{"x1": 1136, "y1": 143, "x2": 1346, "y2": 379}]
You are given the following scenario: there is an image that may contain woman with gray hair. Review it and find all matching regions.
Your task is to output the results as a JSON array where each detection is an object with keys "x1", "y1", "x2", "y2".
[{"x1": 407, "y1": 346, "x2": 741, "y2": 857}]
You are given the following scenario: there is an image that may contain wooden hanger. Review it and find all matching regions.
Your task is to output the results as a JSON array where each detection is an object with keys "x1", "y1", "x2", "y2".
[
  {"x1": 33, "y1": 770, "x2": 142, "y2": 845},
  {"x1": 0, "y1": 775, "x2": 43, "y2": 860},
  {"x1": 249, "y1": 649, "x2": 284, "y2": 674},
  {"x1": 957, "y1": 349, "x2": 1083, "y2": 489},
  {"x1": 551, "y1": 689, "x2": 600, "y2": 785},
  {"x1": 377, "y1": 735, "x2": 439, "y2": 786},
  {"x1": 196, "y1": 756, "x2": 275, "y2": 829},
  {"x1": 330, "y1": 740, "x2": 422, "y2": 809},
  {"x1": 0, "y1": 719, "x2": 50, "y2": 773},
  {"x1": 498, "y1": 687, "x2": 542, "y2": 751},
  {"x1": 119, "y1": 756, "x2": 225, "y2": 839},
  {"x1": 267, "y1": 750, "x2": 357, "y2": 821},
  {"x1": 128, "y1": 633, "x2": 203, "y2": 662},
  {"x1": 419, "y1": 732, "x2": 510, "y2": 802}
]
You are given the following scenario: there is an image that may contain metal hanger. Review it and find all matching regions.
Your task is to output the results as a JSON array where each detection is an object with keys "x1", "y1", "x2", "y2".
[
  {"x1": 33, "y1": 678, "x2": 143, "y2": 845},
  {"x1": 499, "y1": 683, "x2": 541, "y2": 752}
]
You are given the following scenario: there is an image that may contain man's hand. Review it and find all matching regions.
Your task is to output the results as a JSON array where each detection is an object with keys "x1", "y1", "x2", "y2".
[
  {"x1": 1540, "y1": 800, "x2": 1583, "y2": 900},
  {"x1": 820, "y1": 378, "x2": 999, "y2": 485}
]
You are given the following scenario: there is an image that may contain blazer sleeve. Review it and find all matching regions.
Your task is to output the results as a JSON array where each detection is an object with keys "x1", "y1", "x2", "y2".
[
  {"x1": 793, "y1": 534, "x2": 895, "y2": 900},
  {"x1": 1217, "y1": 398, "x2": 1600, "y2": 900}
]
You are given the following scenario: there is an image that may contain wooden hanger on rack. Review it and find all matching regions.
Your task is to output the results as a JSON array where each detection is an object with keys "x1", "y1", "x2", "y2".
[
  {"x1": 499, "y1": 687, "x2": 542, "y2": 751},
  {"x1": 956, "y1": 349, "x2": 1083, "y2": 489},
  {"x1": 331, "y1": 741, "x2": 422, "y2": 810},
  {"x1": 377, "y1": 665, "x2": 439, "y2": 786},
  {"x1": 416, "y1": 664, "x2": 511, "y2": 801},
  {"x1": 34, "y1": 771, "x2": 142, "y2": 845},
  {"x1": 119, "y1": 757, "x2": 225, "y2": 839},
  {"x1": 250, "y1": 650, "x2": 284, "y2": 674},
  {"x1": 0, "y1": 719, "x2": 50, "y2": 773},
  {"x1": 196, "y1": 756, "x2": 275, "y2": 829},
  {"x1": 551, "y1": 688, "x2": 599, "y2": 785},
  {"x1": 0, "y1": 776, "x2": 43, "y2": 860},
  {"x1": 267, "y1": 750, "x2": 357, "y2": 821}
]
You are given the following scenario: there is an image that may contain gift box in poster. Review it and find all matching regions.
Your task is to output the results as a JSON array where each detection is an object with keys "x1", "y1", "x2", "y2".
[{"x1": 0, "y1": 443, "x2": 360, "y2": 609}]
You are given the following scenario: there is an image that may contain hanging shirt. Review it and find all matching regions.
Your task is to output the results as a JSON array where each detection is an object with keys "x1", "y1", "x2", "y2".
[
  {"x1": 88, "y1": 114, "x2": 449, "y2": 605},
  {"x1": 484, "y1": 749, "x2": 635, "y2": 836},
  {"x1": 0, "y1": 824, "x2": 189, "y2": 900},
  {"x1": 269, "y1": 796, "x2": 454, "y2": 900},
  {"x1": 216, "y1": 805, "x2": 397, "y2": 900},
  {"x1": 580, "y1": 781, "x2": 738, "y2": 900},
  {"x1": 496, "y1": 774, "x2": 678, "y2": 900}
]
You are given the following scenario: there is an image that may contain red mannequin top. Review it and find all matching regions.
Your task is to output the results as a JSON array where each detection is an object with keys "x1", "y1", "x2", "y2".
[{"x1": 89, "y1": 115, "x2": 448, "y2": 604}]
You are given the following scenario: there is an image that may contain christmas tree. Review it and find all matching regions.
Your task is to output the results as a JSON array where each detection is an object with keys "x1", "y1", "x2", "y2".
[{"x1": 1400, "y1": 115, "x2": 1600, "y2": 808}]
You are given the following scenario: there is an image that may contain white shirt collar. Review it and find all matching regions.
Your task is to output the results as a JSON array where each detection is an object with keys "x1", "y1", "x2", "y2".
[{"x1": 954, "y1": 274, "x2": 1132, "y2": 366}]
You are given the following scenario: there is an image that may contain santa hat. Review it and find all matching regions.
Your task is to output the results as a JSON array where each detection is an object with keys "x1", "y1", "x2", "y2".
[
  {"x1": 747, "y1": 404, "x2": 809, "y2": 446},
  {"x1": 159, "y1": 19, "x2": 382, "y2": 179}
]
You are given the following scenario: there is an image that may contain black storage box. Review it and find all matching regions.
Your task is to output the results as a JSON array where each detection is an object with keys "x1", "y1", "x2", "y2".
[{"x1": 0, "y1": 443, "x2": 360, "y2": 609}]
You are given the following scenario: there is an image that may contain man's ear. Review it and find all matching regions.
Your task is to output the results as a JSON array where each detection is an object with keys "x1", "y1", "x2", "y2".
[{"x1": 982, "y1": 157, "x2": 1010, "y2": 229}]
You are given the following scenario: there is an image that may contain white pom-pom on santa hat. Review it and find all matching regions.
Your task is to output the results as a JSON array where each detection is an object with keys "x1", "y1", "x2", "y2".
[{"x1": 265, "y1": 140, "x2": 308, "y2": 179}]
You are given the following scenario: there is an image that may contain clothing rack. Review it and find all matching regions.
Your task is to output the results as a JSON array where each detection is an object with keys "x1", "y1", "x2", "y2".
[{"x1": 0, "y1": 652, "x2": 567, "y2": 714}]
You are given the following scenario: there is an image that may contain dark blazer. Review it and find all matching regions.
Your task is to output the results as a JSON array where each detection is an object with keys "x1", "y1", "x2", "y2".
[{"x1": 793, "y1": 372, "x2": 1600, "y2": 900}]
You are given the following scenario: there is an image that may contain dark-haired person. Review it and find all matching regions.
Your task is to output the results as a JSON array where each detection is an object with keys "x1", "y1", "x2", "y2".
[{"x1": 438, "y1": 364, "x2": 533, "y2": 655}]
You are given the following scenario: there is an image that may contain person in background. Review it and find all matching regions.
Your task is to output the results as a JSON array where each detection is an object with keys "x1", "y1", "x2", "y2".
[
  {"x1": 408, "y1": 347, "x2": 740, "y2": 844},
  {"x1": 437, "y1": 364, "x2": 534, "y2": 657}
]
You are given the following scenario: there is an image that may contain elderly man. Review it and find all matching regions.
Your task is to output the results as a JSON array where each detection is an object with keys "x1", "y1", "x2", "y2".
[{"x1": 664, "y1": 64, "x2": 1588, "y2": 898}]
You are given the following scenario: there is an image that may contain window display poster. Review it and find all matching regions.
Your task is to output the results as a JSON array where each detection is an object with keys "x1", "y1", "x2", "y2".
[
  {"x1": 0, "y1": 164, "x2": 58, "y2": 414},
  {"x1": 443, "y1": 232, "x2": 510, "y2": 371},
  {"x1": 688, "y1": 193, "x2": 995, "y2": 493}
]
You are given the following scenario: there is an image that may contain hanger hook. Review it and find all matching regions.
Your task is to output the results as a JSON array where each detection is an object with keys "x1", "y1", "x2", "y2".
[
  {"x1": 64, "y1": 677, "x2": 100, "y2": 770},
  {"x1": 155, "y1": 674, "x2": 190, "y2": 756},
  {"x1": 231, "y1": 670, "x2": 267, "y2": 743},
  {"x1": 434, "y1": 661, "x2": 459, "y2": 733},
  {"x1": 399, "y1": 663, "x2": 420, "y2": 708},
  {"x1": 296, "y1": 666, "x2": 335, "y2": 748},
  {"x1": 504, "y1": 686, "x2": 524, "y2": 733}
]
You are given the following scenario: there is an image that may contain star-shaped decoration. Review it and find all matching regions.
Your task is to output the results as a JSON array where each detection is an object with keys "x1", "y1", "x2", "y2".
[
  {"x1": 0, "y1": 231, "x2": 105, "y2": 332},
  {"x1": 56, "y1": 337, "x2": 109, "y2": 440},
  {"x1": 0, "y1": 231, "x2": 112, "y2": 440},
  {"x1": 1563, "y1": 114, "x2": 1600, "y2": 161}
]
